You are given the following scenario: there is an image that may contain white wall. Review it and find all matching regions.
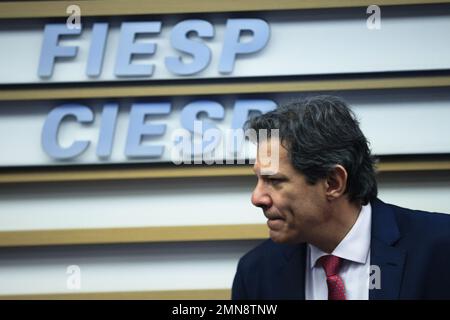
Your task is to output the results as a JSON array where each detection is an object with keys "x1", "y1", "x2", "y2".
[
  {"x1": 0, "y1": 240, "x2": 262, "y2": 295},
  {"x1": 0, "y1": 177, "x2": 263, "y2": 231},
  {"x1": 0, "y1": 172, "x2": 450, "y2": 296}
]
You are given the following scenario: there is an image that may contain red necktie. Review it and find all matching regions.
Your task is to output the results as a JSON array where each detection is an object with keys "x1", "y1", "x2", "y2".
[{"x1": 318, "y1": 255, "x2": 347, "y2": 300}]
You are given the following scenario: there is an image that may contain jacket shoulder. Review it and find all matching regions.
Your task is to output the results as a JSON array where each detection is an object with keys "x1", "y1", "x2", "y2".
[
  {"x1": 232, "y1": 239, "x2": 298, "y2": 299},
  {"x1": 388, "y1": 202, "x2": 450, "y2": 239},
  {"x1": 236, "y1": 239, "x2": 290, "y2": 278},
  {"x1": 384, "y1": 202, "x2": 450, "y2": 298}
]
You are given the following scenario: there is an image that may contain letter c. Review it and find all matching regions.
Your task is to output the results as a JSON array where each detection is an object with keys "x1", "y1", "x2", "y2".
[{"x1": 42, "y1": 104, "x2": 93, "y2": 159}]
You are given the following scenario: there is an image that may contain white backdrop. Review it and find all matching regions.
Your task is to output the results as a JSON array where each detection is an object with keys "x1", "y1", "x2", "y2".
[{"x1": 0, "y1": 172, "x2": 450, "y2": 295}]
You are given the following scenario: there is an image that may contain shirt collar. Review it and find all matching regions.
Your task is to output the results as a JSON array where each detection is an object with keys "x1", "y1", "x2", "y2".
[{"x1": 308, "y1": 202, "x2": 372, "y2": 269}]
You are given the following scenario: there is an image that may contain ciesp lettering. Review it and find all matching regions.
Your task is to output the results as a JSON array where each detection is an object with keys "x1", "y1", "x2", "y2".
[{"x1": 41, "y1": 99, "x2": 277, "y2": 163}]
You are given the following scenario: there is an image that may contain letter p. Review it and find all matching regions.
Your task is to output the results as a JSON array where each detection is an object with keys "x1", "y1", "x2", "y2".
[{"x1": 219, "y1": 19, "x2": 270, "y2": 74}]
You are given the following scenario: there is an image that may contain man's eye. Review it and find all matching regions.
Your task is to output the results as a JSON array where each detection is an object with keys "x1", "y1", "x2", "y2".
[{"x1": 268, "y1": 178, "x2": 282, "y2": 186}]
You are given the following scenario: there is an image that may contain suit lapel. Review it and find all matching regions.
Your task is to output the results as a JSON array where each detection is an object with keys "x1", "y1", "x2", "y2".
[{"x1": 369, "y1": 199, "x2": 407, "y2": 300}]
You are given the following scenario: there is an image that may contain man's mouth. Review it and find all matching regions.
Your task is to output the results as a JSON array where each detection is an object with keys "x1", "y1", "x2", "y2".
[
  {"x1": 264, "y1": 213, "x2": 284, "y2": 229},
  {"x1": 266, "y1": 217, "x2": 284, "y2": 229},
  {"x1": 264, "y1": 212, "x2": 283, "y2": 220}
]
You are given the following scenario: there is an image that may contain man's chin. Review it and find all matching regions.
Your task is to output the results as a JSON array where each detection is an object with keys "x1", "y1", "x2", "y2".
[
  {"x1": 269, "y1": 230, "x2": 303, "y2": 244},
  {"x1": 269, "y1": 230, "x2": 290, "y2": 244}
]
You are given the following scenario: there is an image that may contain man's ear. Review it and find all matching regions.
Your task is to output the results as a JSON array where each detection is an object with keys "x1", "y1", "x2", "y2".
[{"x1": 325, "y1": 165, "x2": 348, "y2": 200}]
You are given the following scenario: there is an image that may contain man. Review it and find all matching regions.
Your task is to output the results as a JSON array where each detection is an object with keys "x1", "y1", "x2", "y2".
[{"x1": 232, "y1": 96, "x2": 450, "y2": 300}]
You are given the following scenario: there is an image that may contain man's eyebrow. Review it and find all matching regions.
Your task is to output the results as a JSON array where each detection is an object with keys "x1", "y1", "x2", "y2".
[
  {"x1": 252, "y1": 165, "x2": 286, "y2": 178},
  {"x1": 268, "y1": 173, "x2": 288, "y2": 179},
  {"x1": 255, "y1": 171, "x2": 288, "y2": 179}
]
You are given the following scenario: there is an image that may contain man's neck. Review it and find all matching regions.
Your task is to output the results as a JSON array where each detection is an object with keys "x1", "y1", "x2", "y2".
[{"x1": 309, "y1": 200, "x2": 362, "y2": 254}]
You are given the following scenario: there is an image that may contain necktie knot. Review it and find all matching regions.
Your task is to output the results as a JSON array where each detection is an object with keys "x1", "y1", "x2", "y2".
[{"x1": 318, "y1": 255, "x2": 342, "y2": 277}]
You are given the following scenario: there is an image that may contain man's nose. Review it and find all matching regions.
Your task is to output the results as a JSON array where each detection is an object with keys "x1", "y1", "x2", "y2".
[{"x1": 251, "y1": 182, "x2": 272, "y2": 210}]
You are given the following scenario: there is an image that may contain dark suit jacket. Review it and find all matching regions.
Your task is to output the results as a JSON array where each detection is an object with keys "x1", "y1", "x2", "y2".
[{"x1": 232, "y1": 198, "x2": 450, "y2": 299}]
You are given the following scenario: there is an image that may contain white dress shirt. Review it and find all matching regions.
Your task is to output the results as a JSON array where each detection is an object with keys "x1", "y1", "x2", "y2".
[{"x1": 305, "y1": 203, "x2": 372, "y2": 300}]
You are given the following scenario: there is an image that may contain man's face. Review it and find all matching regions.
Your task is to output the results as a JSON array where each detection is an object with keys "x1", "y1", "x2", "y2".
[{"x1": 251, "y1": 138, "x2": 330, "y2": 244}]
